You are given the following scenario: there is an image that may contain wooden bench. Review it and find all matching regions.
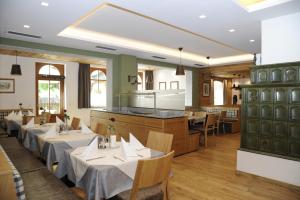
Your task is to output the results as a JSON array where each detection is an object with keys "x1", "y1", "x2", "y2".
[{"x1": 0, "y1": 147, "x2": 17, "y2": 200}]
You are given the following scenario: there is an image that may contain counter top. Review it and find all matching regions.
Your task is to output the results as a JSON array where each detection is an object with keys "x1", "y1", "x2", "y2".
[{"x1": 91, "y1": 107, "x2": 185, "y2": 119}]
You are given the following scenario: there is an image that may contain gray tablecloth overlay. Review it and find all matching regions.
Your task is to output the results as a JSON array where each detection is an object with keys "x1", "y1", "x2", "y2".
[
  {"x1": 42, "y1": 137, "x2": 96, "y2": 178},
  {"x1": 23, "y1": 129, "x2": 45, "y2": 153},
  {"x1": 6, "y1": 119, "x2": 22, "y2": 136},
  {"x1": 63, "y1": 149, "x2": 164, "y2": 200}
]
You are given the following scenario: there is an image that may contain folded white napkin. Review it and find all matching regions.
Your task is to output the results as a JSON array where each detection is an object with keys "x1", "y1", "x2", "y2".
[
  {"x1": 27, "y1": 110, "x2": 35, "y2": 116},
  {"x1": 43, "y1": 125, "x2": 58, "y2": 139},
  {"x1": 56, "y1": 116, "x2": 64, "y2": 126},
  {"x1": 80, "y1": 122, "x2": 93, "y2": 134},
  {"x1": 16, "y1": 111, "x2": 23, "y2": 121},
  {"x1": 25, "y1": 118, "x2": 35, "y2": 128},
  {"x1": 129, "y1": 133, "x2": 145, "y2": 151},
  {"x1": 120, "y1": 137, "x2": 137, "y2": 160},
  {"x1": 82, "y1": 137, "x2": 98, "y2": 159},
  {"x1": 5, "y1": 111, "x2": 15, "y2": 120}
]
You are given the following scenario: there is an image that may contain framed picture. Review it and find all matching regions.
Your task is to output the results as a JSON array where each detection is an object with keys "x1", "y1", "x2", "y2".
[
  {"x1": 0, "y1": 78, "x2": 15, "y2": 93},
  {"x1": 159, "y1": 82, "x2": 166, "y2": 90},
  {"x1": 170, "y1": 81, "x2": 179, "y2": 90},
  {"x1": 203, "y1": 82, "x2": 210, "y2": 97}
]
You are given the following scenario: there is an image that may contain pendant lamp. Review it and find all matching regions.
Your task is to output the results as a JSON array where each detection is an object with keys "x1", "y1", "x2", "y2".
[
  {"x1": 11, "y1": 51, "x2": 22, "y2": 75},
  {"x1": 176, "y1": 47, "x2": 185, "y2": 75}
]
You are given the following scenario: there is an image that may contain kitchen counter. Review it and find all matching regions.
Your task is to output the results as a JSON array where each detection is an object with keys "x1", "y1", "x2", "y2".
[
  {"x1": 90, "y1": 108, "x2": 199, "y2": 156},
  {"x1": 92, "y1": 107, "x2": 185, "y2": 119}
]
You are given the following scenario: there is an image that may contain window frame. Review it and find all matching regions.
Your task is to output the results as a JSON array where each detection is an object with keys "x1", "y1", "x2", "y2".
[
  {"x1": 213, "y1": 79, "x2": 224, "y2": 106},
  {"x1": 90, "y1": 67, "x2": 107, "y2": 108},
  {"x1": 35, "y1": 62, "x2": 65, "y2": 117}
]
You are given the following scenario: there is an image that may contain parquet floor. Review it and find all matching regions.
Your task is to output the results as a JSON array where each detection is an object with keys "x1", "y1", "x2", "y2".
[{"x1": 169, "y1": 134, "x2": 300, "y2": 200}]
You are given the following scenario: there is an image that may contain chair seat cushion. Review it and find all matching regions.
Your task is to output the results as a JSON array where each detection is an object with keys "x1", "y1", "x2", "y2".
[{"x1": 112, "y1": 185, "x2": 163, "y2": 200}]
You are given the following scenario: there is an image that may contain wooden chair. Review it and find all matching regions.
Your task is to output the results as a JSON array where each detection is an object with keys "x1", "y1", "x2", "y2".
[
  {"x1": 71, "y1": 117, "x2": 81, "y2": 130},
  {"x1": 113, "y1": 151, "x2": 175, "y2": 200},
  {"x1": 23, "y1": 116, "x2": 34, "y2": 125},
  {"x1": 93, "y1": 123, "x2": 107, "y2": 136},
  {"x1": 199, "y1": 114, "x2": 218, "y2": 147},
  {"x1": 146, "y1": 131, "x2": 173, "y2": 154},
  {"x1": 41, "y1": 112, "x2": 51, "y2": 123},
  {"x1": 217, "y1": 111, "x2": 227, "y2": 134}
]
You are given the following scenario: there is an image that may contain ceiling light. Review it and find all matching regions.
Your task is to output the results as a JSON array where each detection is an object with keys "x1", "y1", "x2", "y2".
[
  {"x1": 41, "y1": 2, "x2": 49, "y2": 6},
  {"x1": 23, "y1": 25, "x2": 30, "y2": 29},
  {"x1": 199, "y1": 15, "x2": 207, "y2": 19},
  {"x1": 228, "y1": 29, "x2": 235, "y2": 32},
  {"x1": 249, "y1": 39, "x2": 255, "y2": 42}
]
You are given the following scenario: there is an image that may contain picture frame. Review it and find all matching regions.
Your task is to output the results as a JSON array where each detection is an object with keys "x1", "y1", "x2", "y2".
[
  {"x1": 159, "y1": 82, "x2": 166, "y2": 90},
  {"x1": 170, "y1": 81, "x2": 179, "y2": 90},
  {"x1": 0, "y1": 78, "x2": 15, "y2": 93},
  {"x1": 203, "y1": 82, "x2": 210, "y2": 97}
]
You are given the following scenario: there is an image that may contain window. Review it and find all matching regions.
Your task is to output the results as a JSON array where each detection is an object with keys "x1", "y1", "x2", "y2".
[
  {"x1": 137, "y1": 72, "x2": 143, "y2": 91},
  {"x1": 36, "y1": 62, "x2": 64, "y2": 115},
  {"x1": 90, "y1": 68, "x2": 106, "y2": 107},
  {"x1": 214, "y1": 80, "x2": 224, "y2": 105}
]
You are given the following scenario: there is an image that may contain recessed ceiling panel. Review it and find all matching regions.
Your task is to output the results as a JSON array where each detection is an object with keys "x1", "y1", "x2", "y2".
[{"x1": 76, "y1": 4, "x2": 245, "y2": 58}]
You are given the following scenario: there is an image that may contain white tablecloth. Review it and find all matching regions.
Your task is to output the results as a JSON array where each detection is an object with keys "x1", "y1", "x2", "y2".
[{"x1": 70, "y1": 145, "x2": 151, "y2": 181}]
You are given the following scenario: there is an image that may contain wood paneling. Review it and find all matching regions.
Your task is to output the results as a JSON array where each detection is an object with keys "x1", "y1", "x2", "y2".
[
  {"x1": 90, "y1": 110, "x2": 197, "y2": 156},
  {"x1": 198, "y1": 62, "x2": 252, "y2": 106},
  {"x1": 0, "y1": 48, "x2": 107, "y2": 66}
]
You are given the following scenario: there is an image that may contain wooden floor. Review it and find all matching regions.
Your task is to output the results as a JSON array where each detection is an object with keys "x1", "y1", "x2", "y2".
[{"x1": 169, "y1": 134, "x2": 300, "y2": 200}]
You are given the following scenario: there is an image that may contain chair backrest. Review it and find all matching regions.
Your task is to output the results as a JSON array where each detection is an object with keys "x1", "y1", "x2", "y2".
[
  {"x1": 146, "y1": 131, "x2": 173, "y2": 154},
  {"x1": 205, "y1": 114, "x2": 218, "y2": 128},
  {"x1": 130, "y1": 151, "x2": 175, "y2": 200},
  {"x1": 41, "y1": 112, "x2": 51, "y2": 123},
  {"x1": 71, "y1": 117, "x2": 81, "y2": 130},
  {"x1": 220, "y1": 111, "x2": 227, "y2": 121},
  {"x1": 23, "y1": 116, "x2": 34, "y2": 125},
  {"x1": 93, "y1": 123, "x2": 107, "y2": 135}
]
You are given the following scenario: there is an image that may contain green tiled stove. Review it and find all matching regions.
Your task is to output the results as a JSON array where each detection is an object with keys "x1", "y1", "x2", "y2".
[{"x1": 240, "y1": 61, "x2": 300, "y2": 160}]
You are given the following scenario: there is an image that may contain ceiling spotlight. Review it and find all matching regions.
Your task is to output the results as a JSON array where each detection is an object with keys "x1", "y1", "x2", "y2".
[
  {"x1": 41, "y1": 2, "x2": 49, "y2": 6},
  {"x1": 23, "y1": 25, "x2": 30, "y2": 29},
  {"x1": 249, "y1": 39, "x2": 255, "y2": 42},
  {"x1": 228, "y1": 29, "x2": 235, "y2": 32},
  {"x1": 199, "y1": 15, "x2": 207, "y2": 19}
]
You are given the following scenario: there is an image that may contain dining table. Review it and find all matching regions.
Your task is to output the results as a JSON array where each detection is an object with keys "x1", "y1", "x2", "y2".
[
  {"x1": 5, "y1": 119, "x2": 22, "y2": 137},
  {"x1": 63, "y1": 144, "x2": 163, "y2": 200},
  {"x1": 36, "y1": 130, "x2": 97, "y2": 178},
  {"x1": 22, "y1": 123, "x2": 55, "y2": 152}
]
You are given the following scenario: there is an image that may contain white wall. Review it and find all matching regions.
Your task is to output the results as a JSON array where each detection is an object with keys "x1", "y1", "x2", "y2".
[
  {"x1": 261, "y1": 12, "x2": 300, "y2": 64},
  {"x1": 152, "y1": 68, "x2": 192, "y2": 106},
  {"x1": 237, "y1": 150, "x2": 300, "y2": 186},
  {"x1": 0, "y1": 54, "x2": 93, "y2": 125}
]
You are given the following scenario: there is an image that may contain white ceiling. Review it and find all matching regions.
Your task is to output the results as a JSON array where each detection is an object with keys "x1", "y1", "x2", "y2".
[{"x1": 0, "y1": 0, "x2": 300, "y2": 67}]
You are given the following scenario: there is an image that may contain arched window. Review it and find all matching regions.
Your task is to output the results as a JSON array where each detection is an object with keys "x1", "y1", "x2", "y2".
[
  {"x1": 39, "y1": 65, "x2": 60, "y2": 75},
  {"x1": 90, "y1": 68, "x2": 106, "y2": 107},
  {"x1": 36, "y1": 63, "x2": 64, "y2": 116}
]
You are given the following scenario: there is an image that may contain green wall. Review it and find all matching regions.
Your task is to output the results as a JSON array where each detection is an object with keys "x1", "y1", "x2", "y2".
[{"x1": 0, "y1": 37, "x2": 199, "y2": 107}]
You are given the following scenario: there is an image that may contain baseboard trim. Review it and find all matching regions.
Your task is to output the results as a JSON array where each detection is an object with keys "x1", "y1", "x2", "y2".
[{"x1": 237, "y1": 150, "x2": 300, "y2": 186}]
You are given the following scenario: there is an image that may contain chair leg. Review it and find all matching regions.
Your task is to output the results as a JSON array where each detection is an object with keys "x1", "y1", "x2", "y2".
[
  {"x1": 204, "y1": 130, "x2": 208, "y2": 148},
  {"x1": 223, "y1": 123, "x2": 226, "y2": 134}
]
